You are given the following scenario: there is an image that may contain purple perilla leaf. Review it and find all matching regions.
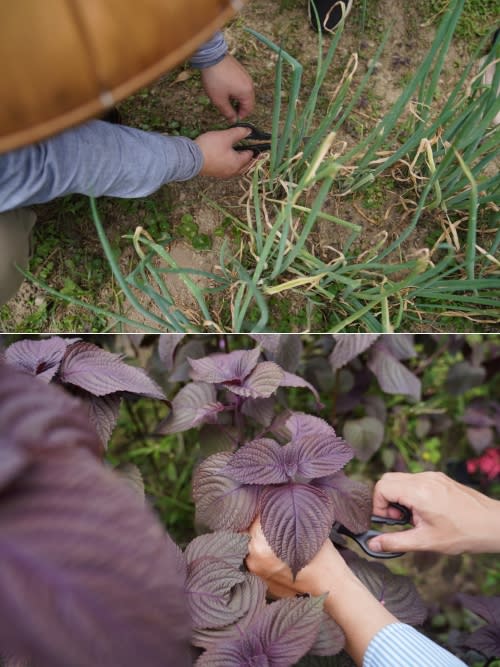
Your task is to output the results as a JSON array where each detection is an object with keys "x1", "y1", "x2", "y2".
[
  {"x1": 83, "y1": 394, "x2": 122, "y2": 447},
  {"x1": 186, "y1": 559, "x2": 247, "y2": 630},
  {"x1": 0, "y1": 447, "x2": 191, "y2": 667},
  {"x1": 189, "y1": 347, "x2": 262, "y2": 384},
  {"x1": 368, "y1": 343, "x2": 421, "y2": 401},
  {"x1": 185, "y1": 532, "x2": 250, "y2": 570},
  {"x1": 5, "y1": 336, "x2": 76, "y2": 382},
  {"x1": 58, "y1": 341, "x2": 165, "y2": 398},
  {"x1": 228, "y1": 361, "x2": 284, "y2": 400},
  {"x1": 196, "y1": 596, "x2": 326, "y2": 667},
  {"x1": 329, "y1": 335, "x2": 379, "y2": 370},
  {"x1": 285, "y1": 413, "x2": 342, "y2": 444},
  {"x1": 157, "y1": 334, "x2": 186, "y2": 371},
  {"x1": 461, "y1": 625, "x2": 500, "y2": 658},
  {"x1": 251, "y1": 334, "x2": 304, "y2": 373},
  {"x1": 280, "y1": 371, "x2": 323, "y2": 407},
  {"x1": 445, "y1": 361, "x2": 486, "y2": 396},
  {"x1": 457, "y1": 594, "x2": 500, "y2": 626},
  {"x1": 313, "y1": 473, "x2": 371, "y2": 533},
  {"x1": 346, "y1": 553, "x2": 427, "y2": 625},
  {"x1": 223, "y1": 438, "x2": 291, "y2": 485},
  {"x1": 383, "y1": 335, "x2": 417, "y2": 360},
  {"x1": 290, "y1": 433, "x2": 353, "y2": 480},
  {"x1": 342, "y1": 417, "x2": 385, "y2": 462},
  {"x1": 260, "y1": 483, "x2": 335, "y2": 576},
  {"x1": 192, "y1": 574, "x2": 267, "y2": 650},
  {"x1": 193, "y1": 452, "x2": 260, "y2": 532},
  {"x1": 223, "y1": 429, "x2": 353, "y2": 487},
  {"x1": 158, "y1": 383, "x2": 225, "y2": 434},
  {"x1": 0, "y1": 366, "x2": 102, "y2": 491},
  {"x1": 309, "y1": 613, "x2": 345, "y2": 657},
  {"x1": 457, "y1": 595, "x2": 500, "y2": 658}
]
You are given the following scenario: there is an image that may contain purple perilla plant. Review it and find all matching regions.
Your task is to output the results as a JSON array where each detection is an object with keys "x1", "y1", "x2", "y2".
[{"x1": 193, "y1": 413, "x2": 372, "y2": 576}]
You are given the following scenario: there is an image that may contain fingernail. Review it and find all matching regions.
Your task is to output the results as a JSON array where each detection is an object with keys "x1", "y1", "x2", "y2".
[{"x1": 369, "y1": 539, "x2": 382, "y2": 552}]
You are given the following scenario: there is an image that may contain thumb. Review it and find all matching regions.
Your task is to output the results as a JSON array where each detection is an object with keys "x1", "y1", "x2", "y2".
[
  {"x1": 223, "y1": 125, "x2": 252, "y2": 146},
  {"x1": 368, "y1": 528, "x2": 421, "y2": 554}
]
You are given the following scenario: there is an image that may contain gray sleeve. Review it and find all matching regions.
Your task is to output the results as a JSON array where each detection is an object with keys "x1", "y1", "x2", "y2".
[
  {"x1": 0, "y1": 120, "x2": 204, "y2": 212},
  {"x1": 190, "y1": 31, "x2": 228, "y2": 69}
]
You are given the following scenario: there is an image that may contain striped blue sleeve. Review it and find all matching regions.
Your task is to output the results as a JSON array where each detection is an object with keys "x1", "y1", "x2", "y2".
[
  {"x1": 190, "y1": 31, "x2": 228, "y2": 69},
  {"x1": 364, "y1": 624, "x2": 467, "y2": 667},
  {"x1": 0, "y1": 120, "x2": 204, "y2": 211}
]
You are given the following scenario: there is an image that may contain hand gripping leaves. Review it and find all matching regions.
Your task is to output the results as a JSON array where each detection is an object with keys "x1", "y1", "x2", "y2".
[{"x1": 194, "y1": 413, "x2": 371, "y2": 576}]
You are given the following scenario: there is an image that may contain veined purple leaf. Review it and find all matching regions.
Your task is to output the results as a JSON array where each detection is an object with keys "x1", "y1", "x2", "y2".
[
  {"x1": 224, "y1": 362, "x2": 284, "y2": 399},
  {"x1": 0, "y1": 448, "x2": 191, "y2": 667},
  {"x1": 280, "y1": 371, "x2": 323, "y2": 407},
  {"x1": 196, "y1": 596, "x2": 326, "y2": 667},
  {"x1": 59, "y1": 342, "x2": 165, "y2": 398},
  {"x1": 193, "y1": 453, "x2": 260, "y2": 531},
  {"x1": 309, "y1": 613, "x2": 345, "y2": 657},
  {"x1": 329, "y1": 335, "x2": 379, "y2": 371},
  {"x1": 223, "y1": 438, "x2": 289, "y2": 485},
  {"x1": 458, "y1": 595, "x2": 500, "y2": 658},
  {"x1": 383, "y1": 335, "x2": 416, "y2": 360},
  {"x1": 186, "y1": 558, "x2": 246, "y2": 629},
  {"x1": 368, "y1": 345, "x2": 421, "y2": 401},
  {"x1": 285, "y1": 413, "x2": 342, "y2": 444},
  {"x1": 347, "y1": 554, "x2": 427, "y2": 625},
  {"x1": 313, "y1": 473, "x2": 371, "y2": 533},
  {"x1": 185, "y1": 532, "x2": 250, "y2": 569},
  {"x1": 291, "y1": 434, "x2": 354, "y2": 480},
  {"x1": 157, "y1": 383, "x2": 223, "y2": 434},
  {"x1": 169, "y1": 339, "x2": 208, "y2": 383},
  {"x1": 461, "y1": 625, "x2": 500, "y2": 658},
  {"x1": 260, "y1": 483, "x2": 335, "y2": 576},
  {"x1": 241, "y1": 397, "x2": 276, "y2": 427},
  {"x1": 189, "y1": 347, "x2": 261, "y2": 384},
  {"x1": 5, "y1": 336, "x2": 75, "y2": 382},
  {"x1": 445, "y1": 361, "x2": 486, "y2": 396},
  {"x1": 84, "y1": 393, "x2": 122, "y2": 446},
  {"x1": 0, "y1": 366, "x2": 103, "y2": 491},
  {"x1": 251, "y1": 334, "x2": 304, "y2": 373},
  {"x1": 457, "y1": 594, "x2": 500, "y2": 626},
  {"x1": 114, "y1": 463, "x2": 145, "y2": 500},
  {"x1": 192, "y1": 575, "x2": 267, "y2": 650},
  {"x1": 158, "y1": 334, "x2": 186, "y2": 371},
  {"x1": 252, "y1": 595, "x2": 326, "y2": 665},
  {"x1": 342, "y1": 417, "x2": 385, "y2": 462}
]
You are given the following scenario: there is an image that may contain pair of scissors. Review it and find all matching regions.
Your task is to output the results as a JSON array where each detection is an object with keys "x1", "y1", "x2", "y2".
[
  {"x1": 232, "y1": 122, "x2": 272, "y2": 156},
  {"x1": 331, "y1": 502, "x2": 413, "y2": 559}
]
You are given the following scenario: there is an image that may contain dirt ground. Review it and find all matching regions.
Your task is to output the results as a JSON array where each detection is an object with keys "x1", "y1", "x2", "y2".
[{"x1": 2, "y1": 0, "x2": 497, "y2": 333}]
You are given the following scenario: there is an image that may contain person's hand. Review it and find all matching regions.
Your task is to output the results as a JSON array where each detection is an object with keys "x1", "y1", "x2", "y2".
[
  {"x1": 194, "y1": 126, "x2": 254, "y2": 178},
  {"x1": 201, "y1": 55, "x2": 255, "y2": 122},
  {"x1": 246, "y1": 518, "x2": 349, "y2": 600},
  {"x1": 369, "y1": 471, "x2": 500, "y2": 555}
]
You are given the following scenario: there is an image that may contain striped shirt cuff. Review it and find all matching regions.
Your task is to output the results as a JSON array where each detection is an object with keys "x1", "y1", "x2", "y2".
[
  {"x1": 190, "y1": 31, "x2": 228, "y2": 69},
  {"x1": 363, "y1": 623, "x2": 467, "y2": 667}
]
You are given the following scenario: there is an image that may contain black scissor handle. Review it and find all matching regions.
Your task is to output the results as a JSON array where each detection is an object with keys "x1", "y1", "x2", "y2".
[
  {"x1": 371, "y1": 501, "x2": 412, "y2": 526},
  {"x1": 335, "y1": 502, "x2": 412, "y2": 560},
  {"x1": 231, "y1": 121, "x2": 272, "y2": 141},
  {"x1": 231, "y1": 122, "x2": 272, "y2": 156}
]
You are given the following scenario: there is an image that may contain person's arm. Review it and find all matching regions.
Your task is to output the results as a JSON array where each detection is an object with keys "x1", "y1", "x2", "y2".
[
  {"x1": 246, "y1": 519, "x2": 466, "y2": 667},
  {"x1": 0, "y1": 120, "x2": 254, "y2": 211},
  {"x1": 368, "y1": 472, "x2": 500, "y2": 555},
  {"x1": 191, "y1": 31, "x2": 255, "y2": 122}
]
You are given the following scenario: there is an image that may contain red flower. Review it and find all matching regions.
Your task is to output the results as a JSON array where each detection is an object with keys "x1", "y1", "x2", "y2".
[{"x1": 467, "y1": 447, "x2": 500, "y2": 481}]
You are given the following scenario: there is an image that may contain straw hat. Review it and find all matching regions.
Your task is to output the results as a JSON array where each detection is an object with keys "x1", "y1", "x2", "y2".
[{"x1": 0, "y1": 0, "x2": 246, "y2": 153}]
